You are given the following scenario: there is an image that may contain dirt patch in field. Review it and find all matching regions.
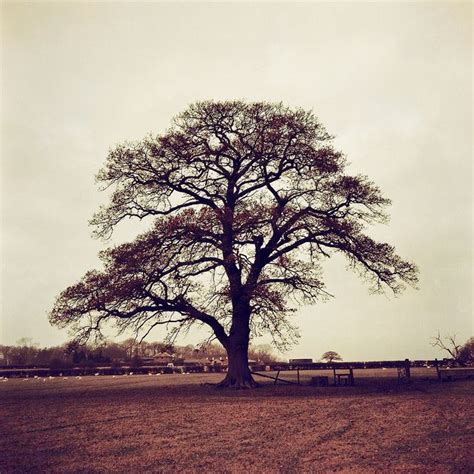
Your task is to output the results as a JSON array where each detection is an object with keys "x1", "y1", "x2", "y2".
[{"x1": 1, "y1": 372, "x2": 473, "y2": 473}]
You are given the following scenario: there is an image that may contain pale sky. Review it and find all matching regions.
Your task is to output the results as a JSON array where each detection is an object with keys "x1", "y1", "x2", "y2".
[{"x1": 1, "y1": 2, "x2": 472, "y2": 361}]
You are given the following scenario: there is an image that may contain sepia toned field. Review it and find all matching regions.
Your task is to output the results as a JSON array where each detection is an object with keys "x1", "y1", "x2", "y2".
[{"x1": 1, "y1": 370, "x2": 473, "y2": 473}]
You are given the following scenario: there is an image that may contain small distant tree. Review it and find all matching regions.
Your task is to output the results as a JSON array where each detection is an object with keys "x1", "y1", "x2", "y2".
[
  {"x1": 16, "y1": 337, "x2": 36, "y2": 348},
  {"x1": 121, "y1": 338, "x2": 138, "y2": 360},
  {"x1": 249, "y1": 344, "x2": 276, "y2": 363},
  {"x1": 35, "y1": 345, "x2": 71, "y2": 368},
  {"x1": 458, "y1": 337, "x2": 474, "y2": 366},
  {"x1": 130, "y1": 355, "x2": 143, "y2": 368},
  {"x1": 65, "y1": 340, "x2": 87, "y2": 365},
  {"x1": 321, "y1": 351, "x2": 342, "y2": 363},
  {"x1": 101, "y1": 341, "x2": 128, "y2": 362},
  {"x1": 0, "y1": 345, "x2": 11, "y2": 365},
  {"x1": 9, "y1": 339, "x2": 40, "y2": 365},
  {"x1": 431, "y1": 333, "x2": 473, "y2": 366},
  {"x1": 200, "y1": 343, "x2": 227, "y2": 360}
]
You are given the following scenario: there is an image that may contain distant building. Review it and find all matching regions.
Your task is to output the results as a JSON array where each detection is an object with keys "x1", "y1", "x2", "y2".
[
  {"x1": 289, "y1": 358, "x2": 313, "y2": 364},
  {"x1": 181, "y1": 358, "x2": 204, "y2": 366},
  {"x1": 153, "y1": 352, "x2": 174, "y2": 364}
]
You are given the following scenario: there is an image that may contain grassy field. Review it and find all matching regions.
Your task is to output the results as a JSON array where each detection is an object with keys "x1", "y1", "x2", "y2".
[{"x1": 1, "y1": 369, "x2": 473, "y2": 473}]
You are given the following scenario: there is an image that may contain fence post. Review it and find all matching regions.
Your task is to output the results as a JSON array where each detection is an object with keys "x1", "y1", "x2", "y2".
[
  {"x1": 404, "y1": 358, "x2": 411, "y2": 381},
  {"x1": 434, "y1": 358, "x2": 441, "y2": 380},
  {"x1": 297, "y1": 368, "x2": 300, "y2": 385}
]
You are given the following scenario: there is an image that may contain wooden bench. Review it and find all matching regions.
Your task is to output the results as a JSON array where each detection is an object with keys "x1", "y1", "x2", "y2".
[
  {"x1": 437, "y1": 367, "x2": 474, "y2": 381},
  {"x1": 333, "y1": 368, "x2": 354, "y2": 386}
]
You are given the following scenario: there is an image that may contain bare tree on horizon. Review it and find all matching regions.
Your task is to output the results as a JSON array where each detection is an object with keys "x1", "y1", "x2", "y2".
[{"x1": 321, "y1": 351, "x2": 342, "y2": 363}]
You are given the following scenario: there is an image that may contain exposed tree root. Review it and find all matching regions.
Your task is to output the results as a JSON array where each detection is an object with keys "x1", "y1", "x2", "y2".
[{"x1": 215, "y1": 374, "x2": 259, "y2": 389}]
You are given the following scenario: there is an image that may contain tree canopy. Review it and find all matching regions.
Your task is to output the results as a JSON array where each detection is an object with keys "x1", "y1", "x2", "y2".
[
  {"x1": 321, "y1": 351, "x2": 342, "y2": 363},
  {"x1": 51, "y1": 100, "x2": 418, "y2": 387}
]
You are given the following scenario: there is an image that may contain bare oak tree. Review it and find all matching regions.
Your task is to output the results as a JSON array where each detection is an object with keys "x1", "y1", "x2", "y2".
[
  {"x1": 50, "y1": 101, "x2": 418, "y2": 388},
  {"x1": 321, "y1": 351, "x2": 342, "y2": 363},
  {"x1": 431, "y1": 333, "x2": 472, "y2": 366}
]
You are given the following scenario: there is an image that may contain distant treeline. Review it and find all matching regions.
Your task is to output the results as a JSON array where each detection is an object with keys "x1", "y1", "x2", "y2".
[{"x1": 0, "y1": 338, "x2": 277, "y2": 369}]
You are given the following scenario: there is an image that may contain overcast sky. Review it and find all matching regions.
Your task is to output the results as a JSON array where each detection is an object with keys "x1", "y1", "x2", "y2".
[{"x1": 1, "y1": 2, "x2": 472, "y2": 360}]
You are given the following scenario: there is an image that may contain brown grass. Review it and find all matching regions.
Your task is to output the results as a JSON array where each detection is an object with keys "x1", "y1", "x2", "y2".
[{"x1": 1, "y1": 370, "x2": 473, "y2": 473}]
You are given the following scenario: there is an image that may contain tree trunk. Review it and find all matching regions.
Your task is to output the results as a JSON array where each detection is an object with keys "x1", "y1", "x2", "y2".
[
  {"x1": 217, "y1": 339, "x2": 257, "y2": 389},
  {"x1": 217, "y1": 307, "x2": 257, "y2": 389}
]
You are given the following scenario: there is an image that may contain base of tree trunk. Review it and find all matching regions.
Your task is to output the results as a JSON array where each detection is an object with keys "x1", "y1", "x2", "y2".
[{"x1": 216, "y1": 371, "x2": 259, "y2": 389}]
